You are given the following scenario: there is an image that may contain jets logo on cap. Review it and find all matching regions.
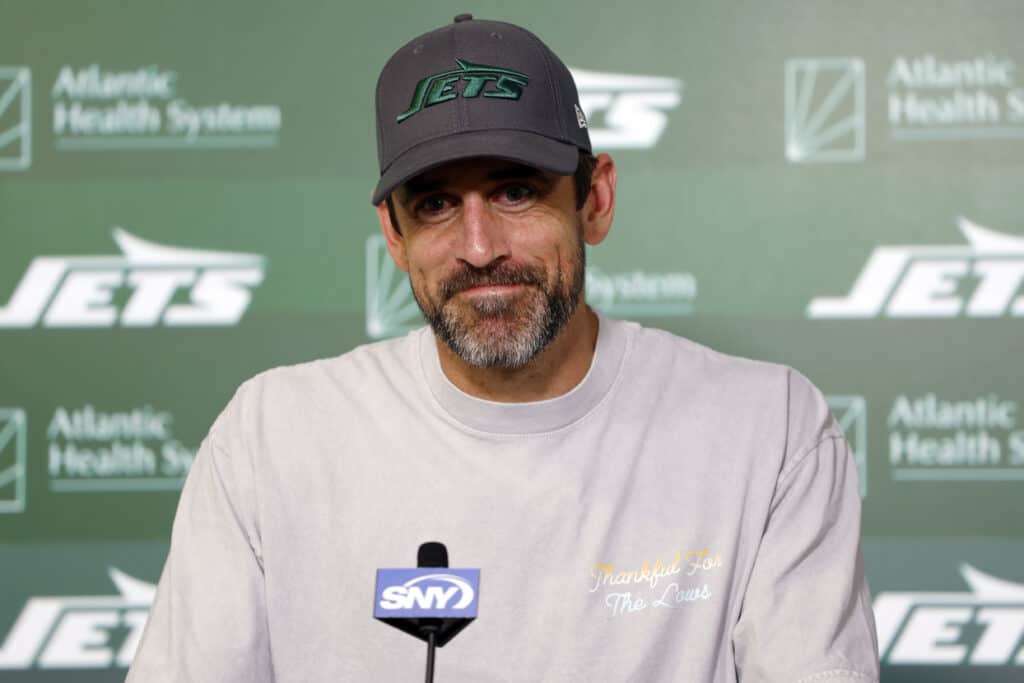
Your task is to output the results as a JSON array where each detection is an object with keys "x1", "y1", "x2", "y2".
[{"x1": 397, "y1": 59, "x2": 529, "y2": 123}]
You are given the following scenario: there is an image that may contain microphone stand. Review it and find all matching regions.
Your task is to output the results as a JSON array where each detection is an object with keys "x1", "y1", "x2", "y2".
[{"x1": 424, "y1": 629, "x2": 436, "y2": 683}]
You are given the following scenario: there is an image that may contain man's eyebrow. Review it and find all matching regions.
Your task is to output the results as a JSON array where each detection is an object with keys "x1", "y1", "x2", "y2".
[
  {"x1": 398, "y1": 177, "x2": 443, "y2": 201},
  {"x1": 397, "y1": 164, "x2": 554, "y2": 204},
  {"x1": 485, "y1": 165, "x2": 551, "y2": 182}
]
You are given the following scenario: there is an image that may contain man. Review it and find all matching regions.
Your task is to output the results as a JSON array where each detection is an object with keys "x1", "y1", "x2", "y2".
[{"x1": 128, "y1": 15, "x2": 879, "y2": 682}]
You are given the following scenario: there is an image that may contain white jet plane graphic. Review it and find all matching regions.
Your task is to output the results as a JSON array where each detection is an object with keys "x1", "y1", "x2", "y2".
[
  {"x1": 0, "y1": 568, "x2": 156, "y2": 669},
  {"x1": 570, "y1": 67, "x2": 683, "y2": 149},
  {"x1": 874, "y1": 564, "x2": 1024, "y2": 666},
  {"x1": 0, "y1": 228, "x2": 266, "y2": 328},
  {"x1": 807, "y1": 217, "x2": 1024, "y2": 318}
]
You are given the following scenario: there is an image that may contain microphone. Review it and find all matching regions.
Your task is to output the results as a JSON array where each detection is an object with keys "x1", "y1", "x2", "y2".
[
  {"x1": 374, "y1": 542, "x2": 480, "y2": 681},
  {"x1": 418, "y1": 541, "x2": 448, "y2": 568}
]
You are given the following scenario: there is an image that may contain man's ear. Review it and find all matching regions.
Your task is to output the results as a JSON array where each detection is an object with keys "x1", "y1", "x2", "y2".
[
  {"x1": 580, "y1": 153, "x2": 616, "y2": 246},
  {"x1": 375, "y1": 197, "x2": 409, "y2": 273}
]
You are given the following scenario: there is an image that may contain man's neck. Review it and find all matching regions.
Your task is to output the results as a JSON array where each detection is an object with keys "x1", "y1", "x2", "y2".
[{"x1": 434, "y1": 305, "x2": 600, "y2": 403}]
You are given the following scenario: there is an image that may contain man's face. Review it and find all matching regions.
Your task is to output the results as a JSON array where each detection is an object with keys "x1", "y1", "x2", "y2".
[{"x1": 387, "y1": 158, "x2": 585, "y2": 369}]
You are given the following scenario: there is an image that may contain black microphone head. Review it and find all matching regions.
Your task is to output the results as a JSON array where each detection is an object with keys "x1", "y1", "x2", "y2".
[{"x1": 417, "y1": 541, "x2": 448, "y2": 568}]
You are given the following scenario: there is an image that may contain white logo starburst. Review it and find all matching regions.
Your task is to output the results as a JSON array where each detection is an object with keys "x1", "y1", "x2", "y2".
[
  {"x1": 365, "y1": 235, "x2": 422, "y2": 339},
  {"x1": 0, "y1": 67, "x2": 31, "y2": 171},
  {"x1": 0, "y1": 408, "x2": 27, "y2": 513},
  {"x1": 826, "y1": 395, "x2": 868, "y2": 497},
  {"x1": 785, "y1": 58, "x2": 865, "y2": 163}
]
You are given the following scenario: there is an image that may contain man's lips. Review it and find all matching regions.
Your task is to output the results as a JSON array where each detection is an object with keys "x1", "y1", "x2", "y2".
[{"x1": 458, "y1": 283, "x2": 526, "y2": 296}]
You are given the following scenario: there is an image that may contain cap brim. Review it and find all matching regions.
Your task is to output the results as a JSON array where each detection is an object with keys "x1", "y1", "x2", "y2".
[{"x1": 371, "y1": 130, "x2": 579, "y2": 205}]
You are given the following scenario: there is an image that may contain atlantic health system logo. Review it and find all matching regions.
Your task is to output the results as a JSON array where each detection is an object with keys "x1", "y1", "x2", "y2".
[
  {"x1": 808, "y1": 217, "x2": 1024, "y2": 319},
  {"x1": 365, "y1": 235, "x2": 421, "y2": 339},
  {"x1": 51, "y1": 64, "x2": 283, "y2": 151},
  {"x1": 0, "y1": 229, "x2": 266, "y2": 328},
  {"x1": 0, "y1": 408, "x2": 27, "y2": 513},
  {"x1": 2, "y1": 62, "x2": 286, "y2": 169},
  {"x1": 785, "y1": 58, "x2": 866, "y2": 163},
  {"x1": 787, "y1": 52, "x2": 1024, "y2": 162},
  {"x1": 46, "y1": 404, "x2": 195, "y2": 494},
  {"x1": 826, "y1": 395, "x2": 868, "y2": 497},
  {"x1": 0, "y1": 67, "x2": 31, "y2": 170},
  {"x1": 885, "y1": 392, "x2": 1023, "y2": 483}
]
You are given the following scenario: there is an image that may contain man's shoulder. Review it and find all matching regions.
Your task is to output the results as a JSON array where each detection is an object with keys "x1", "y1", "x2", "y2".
[
  {"x1": 626, "y1": 320, "x2": 841, "y2": 466},
  {"x1": 627, "y1": 320, "x2": 792, "y2": 386},
  {"x1": 228, "y1": 331, "x2": 424, "y2": 413},
  {"x1": 625, "y1": 320, "x2": 833, "y2": 427}
]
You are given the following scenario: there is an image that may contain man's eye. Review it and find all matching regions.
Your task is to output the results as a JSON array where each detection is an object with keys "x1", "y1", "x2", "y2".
[
  {"x1": 417, "y1": 196, "x2": 451, "y2": 216},
  {"x1": 498, "y1": 184, "x2": 535, "y2": 204}
]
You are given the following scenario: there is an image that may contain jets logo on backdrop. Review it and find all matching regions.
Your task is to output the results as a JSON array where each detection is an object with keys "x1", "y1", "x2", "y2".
[
  {"x1": 0, "y1": 228, "x2": 266, "y2": 328},
  {"x1": 0, "y1": 568, "x2": 154, "y2": 669},
  {"x1": 874, "y1": 564, "x2": 1024, "y2": 666},
  {"x1": 570, "y1": 67, "x2": 683, "y2": 149},
  {"x1": 807, "y1": 217, "x2": 1024, "y2": 318},
  {"x1": 397, "y1": 59, "x2": 528, "y2": 123},
  {"x1": 0, "y1": 67, "x2": 31, "y2": 170}
]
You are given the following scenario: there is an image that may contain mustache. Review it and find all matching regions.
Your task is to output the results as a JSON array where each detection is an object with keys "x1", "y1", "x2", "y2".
[{"x1": 438, "y1": 262, "x2": 547, "y2": 301}]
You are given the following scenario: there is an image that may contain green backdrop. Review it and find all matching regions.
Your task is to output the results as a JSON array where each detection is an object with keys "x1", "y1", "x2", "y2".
[{"x1": 2, "y1": 1, "x2": 1023, "y2": 679}]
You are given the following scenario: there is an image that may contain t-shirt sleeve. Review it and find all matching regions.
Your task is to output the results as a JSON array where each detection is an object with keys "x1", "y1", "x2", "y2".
[
  {"x1": 126, "y1": 386, "x2": 271, "y2": 683},
  {"x1": 732, "y1": 371, "x2": 879, "y2": 683}
]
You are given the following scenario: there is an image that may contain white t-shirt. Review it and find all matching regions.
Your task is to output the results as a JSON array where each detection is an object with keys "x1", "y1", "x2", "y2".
[{"x1": 128, "y1": 314, "x2": 879, "y2": 682}]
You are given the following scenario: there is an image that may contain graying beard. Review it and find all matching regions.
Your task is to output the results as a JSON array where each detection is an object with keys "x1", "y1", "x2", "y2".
[
  {"x1": 433, "y1": 266, "x2": 580, "y2": 369},
  {"x1": 413, "y1": 231, "x2": 585, "y2": 370},
  {"x1": 440, "y1": 296, "x2": 552, "y2": 369}
]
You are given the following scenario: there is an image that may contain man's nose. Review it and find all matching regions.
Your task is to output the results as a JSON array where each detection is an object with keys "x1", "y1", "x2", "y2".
[{"x1": 456, "y1": 194, "x2": 508, "y2": 268}]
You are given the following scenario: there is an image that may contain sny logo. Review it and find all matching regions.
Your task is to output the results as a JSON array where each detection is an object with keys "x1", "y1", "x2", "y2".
[
  {"x1": 0, "y1": 228, "x2": 266, "y2": 328},
  {"x1": 874, "y1": 564, "x2": 1024, "y2": 666},
  {"x1": 374, "y1": 569, "x2": 480, "y2": 618},
  {"x1": 397, "y1": 59, "x2": 528, "y2": 123},
  {"x1": 808, "y1": 217, "x2": 1024, "y2": 318},
  {"x1": 0, "y1": 568, "x2": 154, "y2": 669}
]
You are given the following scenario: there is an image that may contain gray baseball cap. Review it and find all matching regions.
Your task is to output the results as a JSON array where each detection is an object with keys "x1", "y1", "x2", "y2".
[{"x1": 371, "y1": 14, "x2": 591, "y2": 205}]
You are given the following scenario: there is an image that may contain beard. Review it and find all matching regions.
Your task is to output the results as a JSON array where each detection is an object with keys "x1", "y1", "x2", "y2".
[{"x1": 410, "y1": 232, "x2": 585, "y2": 370}]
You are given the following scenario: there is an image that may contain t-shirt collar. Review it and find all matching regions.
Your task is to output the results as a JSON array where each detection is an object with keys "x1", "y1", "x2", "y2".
[{"x1": 417, "y1": 310, "x2": 628, "y2": 435}]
